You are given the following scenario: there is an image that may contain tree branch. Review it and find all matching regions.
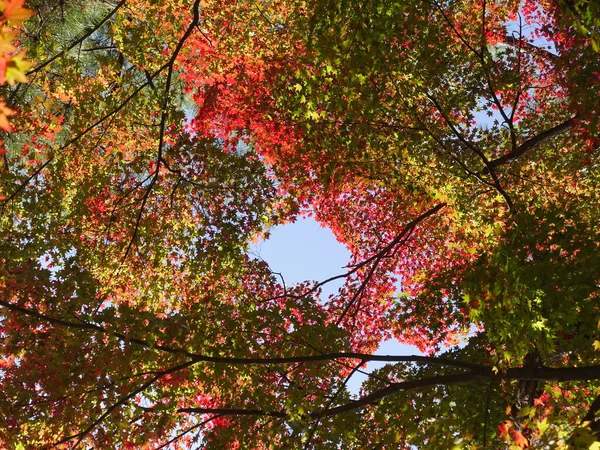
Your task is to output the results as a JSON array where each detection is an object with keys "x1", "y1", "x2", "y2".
[
  {"x1": 483, "y1": 116, "x2": 578, "y2": 172},
  {"x1": 27, "y1": 0, "x2": 127, "y2": 76},
  {"x1": 336, "y1": 203, "x2": 445, "y2": 323},
  {"x1": 51, "y1": 361, "x2": 195, "y2": 448},
  {"x1": 502, "y1": 34, "x2": 560, "y2": 63},
  {"x1": 145, "y1": 365, "x2": 600, "y2": 420},
  {"x1": 1, "y1": 58, "x2": 171, "y2": 215},
  {"x1": 0, "y1": 297, "x2": 485, "y2": 371},
  {"x1": 426, "y1": 93, "x2": 513, "y2": 209},
  {"x1": 121, "y1": 0, "x2": 203, "y2": 262}
]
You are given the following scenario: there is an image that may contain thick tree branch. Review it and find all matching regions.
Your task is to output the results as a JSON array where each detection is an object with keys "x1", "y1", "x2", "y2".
[
  {"x1": 502, "y1": 34, "x2": 560, "y2": 63},
  {"x1": 0, "y1": 297, "x2": 484, "y2": 371},
  {"x1": 482, "y1": 116, "x2": 578, "y2": 172},
  {"x1": 324, "y1": 365, "x2": 600, "y2": 417},
  {"x1": 426, "y1": 93, "x2": 514, "y2": 209},
  {"x1": 321, "y1": 372, "x2": 486, "y2": 417},
  {"x1": 583, "y1": 395, "x2": 600, "y2": 436},
  {"x1": 145, "y1": 365, "x2": 600, "y2": 420},
  {"x1": 176, "y1": 407, "x2": 287, "y2": 417}
]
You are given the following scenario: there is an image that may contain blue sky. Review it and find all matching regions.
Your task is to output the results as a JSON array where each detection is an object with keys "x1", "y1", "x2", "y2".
[
  {"x1": 249, "y1": 216, "x2": 422, "y2": 395},
  {"x1": 249, "y1": 216, "x2": 350, "y2": 298}
]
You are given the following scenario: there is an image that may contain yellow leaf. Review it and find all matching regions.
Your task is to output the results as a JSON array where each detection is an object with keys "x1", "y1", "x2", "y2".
[
  {"x1": 4, "y1": 52, "x2": 32, "y2": 85},
  {"x1": 537, "y1": 418, "x2": 549, "y2": 435},
  {"x1": 0, "y1": 30, "x2": 16, "y2": 52}
]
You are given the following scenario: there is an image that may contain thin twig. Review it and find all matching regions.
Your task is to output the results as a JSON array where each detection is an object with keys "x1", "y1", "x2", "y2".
[{"x1": 28, "y1": 0, "x2": 127, "y2": 76}]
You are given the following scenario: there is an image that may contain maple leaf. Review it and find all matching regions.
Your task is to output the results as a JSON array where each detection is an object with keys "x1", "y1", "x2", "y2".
[
  {"x1": 511, "y1": 430, "x2": 529, "y2": 449},
  {"x1": 0, "y1": 29, "x2": 15, "y2": 53},
  {"x1": 0, "y1": 0, "x2": 599, "y2": 448},
  {"x1": 0, "y1": 100, "x2": 13, "y2": 131},
  {"x1": 1, "y1": 52, "x2": 31, "y2": 85},
  {"x1": 0, "y1": 0, "x2": 34, "y2": 27}
]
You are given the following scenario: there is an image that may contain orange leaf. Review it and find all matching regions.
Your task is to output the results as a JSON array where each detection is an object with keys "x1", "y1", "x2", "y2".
[
  {"x1": 0, "y1": 56, "x2": 6, "y2": 84},
  {"x1": 1, "y1": 0, "x2": 34, "y2": 26},
  {"x1": 511, "y1": 430, "x2": 529, "y2": 449},
  {"x1": 0, "y1": 101, "x2": 14, "y2": 131}
]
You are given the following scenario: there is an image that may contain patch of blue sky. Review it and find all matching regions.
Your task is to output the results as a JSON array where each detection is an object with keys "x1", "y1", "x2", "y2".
[{"x1": 248, "y1": 216, "x2": 351, "y2": 299}]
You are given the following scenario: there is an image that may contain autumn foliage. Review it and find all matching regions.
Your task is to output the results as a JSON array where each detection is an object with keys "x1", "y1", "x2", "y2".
[{"x1": 0, "y1": 0, "x2": 599, "y2": 448}]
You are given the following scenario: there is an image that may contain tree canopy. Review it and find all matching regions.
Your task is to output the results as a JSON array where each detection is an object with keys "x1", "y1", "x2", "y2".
[{"x1": 0, "y1": 0, "x2": 599, "y2": 448}]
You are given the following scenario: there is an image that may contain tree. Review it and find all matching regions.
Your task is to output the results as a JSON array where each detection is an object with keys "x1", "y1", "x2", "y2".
[{"x1": 0, "y1": 0, "x2": 599, "y2": 448}]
